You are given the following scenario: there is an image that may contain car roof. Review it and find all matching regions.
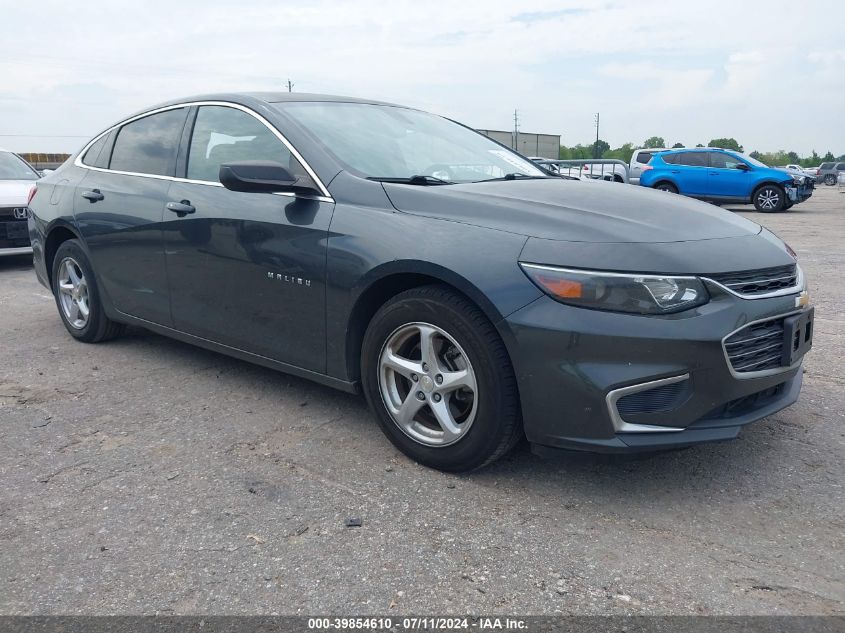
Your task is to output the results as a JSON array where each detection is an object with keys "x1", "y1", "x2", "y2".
[{"x1": 143, "y1": 91, "x2": 404, "y2": 111}]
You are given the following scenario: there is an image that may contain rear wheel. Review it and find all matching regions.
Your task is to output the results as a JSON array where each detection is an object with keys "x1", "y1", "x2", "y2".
[
  {"x1": 361, "y1": 286, "x2": 521, "y2": 472},
  {"x1": 654, "y1": 182, "x2": 678, "y2": 193},
  {"x1": 52, "y1": 239, "x2": 124, "y2": 342},
  {"x1": 823, "y1": 174, "x2": 836, "y2": 186},
  {"x1": 753, "y1": 184, "x2": 785, "y2": 212}
]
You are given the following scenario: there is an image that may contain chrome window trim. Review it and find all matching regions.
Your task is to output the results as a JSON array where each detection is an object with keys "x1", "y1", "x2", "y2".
[
  {"x1": 605, "y1": 374, "x2": 688, "y2": 433},
  {"x1": 73, "y1": 100, "x2": 334, "y2": 203},
  {"x1": 721, "y1": 309, "x2": 806, "y2": 379},
  {"x1": 701, "y1": 265, "x2": 804, "y2": 300}
]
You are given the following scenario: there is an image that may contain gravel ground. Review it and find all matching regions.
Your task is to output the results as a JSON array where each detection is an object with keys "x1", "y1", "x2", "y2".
[{"x1": 1, "y1": 186, "x2": 843, "y2": 616}]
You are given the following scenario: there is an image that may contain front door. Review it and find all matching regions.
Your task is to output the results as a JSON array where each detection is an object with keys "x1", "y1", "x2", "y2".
[
  {"x1": 707, "y1": 151, "x2": 752, "y2": 200},
  {"x1": 163, "y1": 105, "x2": 334, "y2": 372}
]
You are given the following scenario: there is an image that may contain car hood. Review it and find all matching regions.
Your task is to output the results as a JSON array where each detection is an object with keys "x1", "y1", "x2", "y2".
[
  {"x1": 0, "y1": 180, "x2": 35, "y2": 206},
  {"x1": 382, "y1": 178, "x2": 761, "y2": 243}
]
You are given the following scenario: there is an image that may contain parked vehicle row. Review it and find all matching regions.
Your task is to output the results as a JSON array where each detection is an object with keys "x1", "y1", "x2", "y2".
[
  {"x1": 639, "y1": 148, "x2": 814, "y2": 212},
  {"x1": 813, "y1": 162, "x2": 845, "y2": 186},
  {"x1": 28, "y1": 93, "x2": 813, "y2": 470}
]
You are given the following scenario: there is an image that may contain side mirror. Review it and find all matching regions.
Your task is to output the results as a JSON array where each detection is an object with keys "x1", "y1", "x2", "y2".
[
  {"x1": 735, "y1": 162, "x2": 750, "y2": 171},
  {"x1": 218, "y1": 161, "x2": 319, "y2": 195}
]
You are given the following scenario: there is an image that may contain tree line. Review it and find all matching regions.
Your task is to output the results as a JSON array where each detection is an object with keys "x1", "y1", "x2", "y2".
[{"x1": 560, "y1": 137, "x2": 844, "y2": 167}]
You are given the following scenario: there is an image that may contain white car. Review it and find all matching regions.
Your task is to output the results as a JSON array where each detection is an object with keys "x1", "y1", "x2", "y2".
[
  {"x1": 0, "y1": 149, "x2": 39, "y2": 256},
  {"x1": 629, "y1": 148, "x2": 672, "y2": 185},
  {"x1": 784, "y1": 164, "x2": 819, "y2": 179}
]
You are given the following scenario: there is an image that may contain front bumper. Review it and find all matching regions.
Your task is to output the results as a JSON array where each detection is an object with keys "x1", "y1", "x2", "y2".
[
  {"x1": 504, "y1": 287, "x2": 810, "y2": 453},
  {"x1": 786, "y1": 183, "x2": 813, "y2": 203}
]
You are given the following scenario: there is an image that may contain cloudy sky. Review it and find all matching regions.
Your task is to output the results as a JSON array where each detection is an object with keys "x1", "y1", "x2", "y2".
[{"x1": 1, "y1": 0, "x2": 842, "y2": 156}]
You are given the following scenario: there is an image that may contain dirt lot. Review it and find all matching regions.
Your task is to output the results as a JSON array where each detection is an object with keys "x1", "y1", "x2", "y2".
[{"x1": 1, "y1": 186, "x2": 843, "y2": 616}]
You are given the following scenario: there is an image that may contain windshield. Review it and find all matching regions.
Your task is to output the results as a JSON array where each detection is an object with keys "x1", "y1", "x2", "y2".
[
  {"x1": 0, "y1": 152, "x2": 39, "y2": 181},
  {"x1": 278, "y1": 102, "x2": 546, "y2": 183},
  {"x1": 735, "y1": 152, "x2": 769, "y2": 168}
]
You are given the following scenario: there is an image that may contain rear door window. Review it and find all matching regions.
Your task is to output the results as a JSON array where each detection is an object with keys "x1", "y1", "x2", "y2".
[
  {"x1": 677, "y1": 152, "x2": 708, "y2": 167},
  {"x1": 186, "y1": 105, "x2": 303, "y2": 183},
  {"x1": 109, "y1": 108, "x2": 188, "y2": 176}
]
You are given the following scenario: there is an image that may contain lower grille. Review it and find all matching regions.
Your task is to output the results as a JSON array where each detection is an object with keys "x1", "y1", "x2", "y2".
[
  {"x1": 707, "y1": 264, "x2": 798, "y2": 296},
  {"x1": 0, "y1": 219, "x2": 30, "y2": 249},
  {"x1": 616, "y1": 380, "x2": 689, "y2": 416},
  {"x1": 724, "y1": 317, "x2": 786, "y2": 373},
  {"x1": 700, "y1": 384, "x2": 785, "y2": 421}
]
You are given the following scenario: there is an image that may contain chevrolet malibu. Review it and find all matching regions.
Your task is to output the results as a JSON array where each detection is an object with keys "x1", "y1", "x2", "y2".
[{"x1": 29, "y1": 93, "x2": 814, "y2": 471}]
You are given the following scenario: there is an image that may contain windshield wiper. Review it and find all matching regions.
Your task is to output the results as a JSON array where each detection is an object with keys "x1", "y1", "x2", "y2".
[
  {"x1": 473, "y1": 173, "x2": 549, "y2": 183},
  {"x1": 367, "y1": 175, "x2": 454, "y2": 186}
]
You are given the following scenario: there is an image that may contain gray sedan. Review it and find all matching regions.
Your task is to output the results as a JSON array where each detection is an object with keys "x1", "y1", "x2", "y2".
[{"x1": 29, "y1": 93, "x2": 814, "y2": 471}]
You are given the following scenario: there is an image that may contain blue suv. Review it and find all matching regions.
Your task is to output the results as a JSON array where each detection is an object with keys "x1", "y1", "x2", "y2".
[{"x1": 639, "y1": 148, "x2": 814, "y2": 212}]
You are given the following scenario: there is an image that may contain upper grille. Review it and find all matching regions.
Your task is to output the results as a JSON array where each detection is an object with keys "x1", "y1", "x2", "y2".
[
  {"x1": 707, "y1": 264, "x2": 798, "y2": 296},
  {"x1": 616, "y1": 380, "x2": 689, "y2": 416},
  {"x1": 0, "y1": 206, "x2": 29, "y2": 220},
  {"x1": 724, "y1": 317, "x2": 786, "y2": 373}
]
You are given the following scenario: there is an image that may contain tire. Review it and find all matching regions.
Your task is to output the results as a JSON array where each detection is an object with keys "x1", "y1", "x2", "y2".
[
  {"x1": 824, "y1": 174, "x2": 836, "y2": 186},
  {"x1": 51, "y1": 239, "x2": 124, "y2": 343},
  {"x1": 753, "y1": 184, "x2": 786, "y2": 213},
  {"x1": 361, "y1": 285, "x2": 521, "y2": 472},
  {"x1": 654, "y1": 181, "x2": 678, "y2": 193}
]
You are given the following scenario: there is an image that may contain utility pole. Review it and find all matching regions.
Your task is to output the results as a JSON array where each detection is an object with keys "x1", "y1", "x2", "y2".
[
  {"x1": 286, "y1": 79, "x2": 295, "y2": 92},
  {"x1": 593, "y1": 112, "x2": 600, "y2": 158},
  {"x1": 512, "y1": 109, "x2": 519, "y2": 151}
]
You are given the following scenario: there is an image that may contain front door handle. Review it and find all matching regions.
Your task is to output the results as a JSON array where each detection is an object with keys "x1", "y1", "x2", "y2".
[
  {"x1": 166, "y1": 200, "x2": 196, "y2": 217},
  {"x1": 81, "y1": 189, "x2": 104, "y2": 202}
]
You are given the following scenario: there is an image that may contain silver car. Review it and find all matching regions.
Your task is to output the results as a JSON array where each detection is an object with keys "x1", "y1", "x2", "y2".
[{"x1": 0, "y1": 149, "x2": 39, "y2": 256}]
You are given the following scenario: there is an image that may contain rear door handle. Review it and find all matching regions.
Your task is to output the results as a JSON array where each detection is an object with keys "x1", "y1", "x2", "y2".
[
  {"x1": 166, "y1": 200, "x2": 196, "y2": 217},
  {"x1": 81, "y1": 189, "x2": 104, "y2": 202}
]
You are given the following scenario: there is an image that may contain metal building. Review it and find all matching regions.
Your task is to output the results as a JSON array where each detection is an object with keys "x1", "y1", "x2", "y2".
[{"x1": 476, "y1": 130, "x2": 561, "y2": 159}]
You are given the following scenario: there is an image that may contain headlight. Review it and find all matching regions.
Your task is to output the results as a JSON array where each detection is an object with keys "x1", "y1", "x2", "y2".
[
  {"x1": 520, "y1": 264, "x2": 709, "y2": 314},
  {"x1": 791, "y1": 174, "x2": 805, "y2": 184}
]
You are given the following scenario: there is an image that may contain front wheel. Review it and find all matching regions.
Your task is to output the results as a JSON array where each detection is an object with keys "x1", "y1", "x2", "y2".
[
  {"x1": 753, "y1": 184, "x2": 785, "y2": 212},
  {"x1": 361, "y1": 286, "x2": 521, "y2": 472}
]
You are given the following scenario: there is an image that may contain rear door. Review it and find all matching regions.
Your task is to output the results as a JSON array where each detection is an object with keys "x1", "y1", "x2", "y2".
[
  {"x1": 163, "y1": 104, "x2": 334, "y2": 371},
  {"x1": 707, "y1": 151, "x2": 752, "y2": 200},
  {"x1": 74, "y1": 107, "x2": 189, "y2": 325},
  {"x1": 672, "y1": 151, "x2": 709, "y2": 195}
]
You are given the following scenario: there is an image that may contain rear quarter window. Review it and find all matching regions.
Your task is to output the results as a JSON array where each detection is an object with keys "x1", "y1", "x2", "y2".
[
  {"x1": 835, "y1": 163, "x2": 845, "y2": 170},
  {"x1": 81, "y1": 134, "x2": 111, "y2": 168},
  {"x1": 661, "y1": 153, "x2": 680, "y2": 165},
  {"x1": 820, "y1": 163, "x2": 833, "y2": 170}
]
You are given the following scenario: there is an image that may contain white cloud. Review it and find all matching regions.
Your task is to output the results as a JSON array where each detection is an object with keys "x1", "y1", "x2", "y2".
[{"x1": 0, "y1": 0, "x2": 842, "y2": 155}]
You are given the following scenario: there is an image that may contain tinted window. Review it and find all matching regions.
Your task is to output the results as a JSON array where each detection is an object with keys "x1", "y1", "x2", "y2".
[
  {"x1": 662, "y1": 153, "x2": 680, "y2": 165},
  {"x1": 635, "y1": 151, "x2": 653, "y2": 164},
  {"x1": 109, "y1": 108, "x2": 187, "y2": 176},
  {"x1": 187, "y1": 106, "x2": 297, "y2": 182},
  {"x1": 81, "y1": 134, "x2": 109, "y2": 168},
  {"x1": 709, "y1": 153, "x2": 743, "y2": 169},
  {"x1": 835, "y1": 163, "x2": 845, "y2": 170},
  {"x1": 677, "y1": 152, "x2": 708, "y2": 167},
  {"x1": 820, "y1": 163, "x2": 833, "y2": 170}
]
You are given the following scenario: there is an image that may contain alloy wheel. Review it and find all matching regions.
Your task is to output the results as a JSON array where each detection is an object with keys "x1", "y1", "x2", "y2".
[
  {"x1": 756, "y1": 188, "x2": 780, "y2": 210},
  {"x1": 57, "y1": 257, "x2": 90, "y2": 329},
  {"x1": 378, "y1": 322, "x2": 478, "y2": 447}
]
